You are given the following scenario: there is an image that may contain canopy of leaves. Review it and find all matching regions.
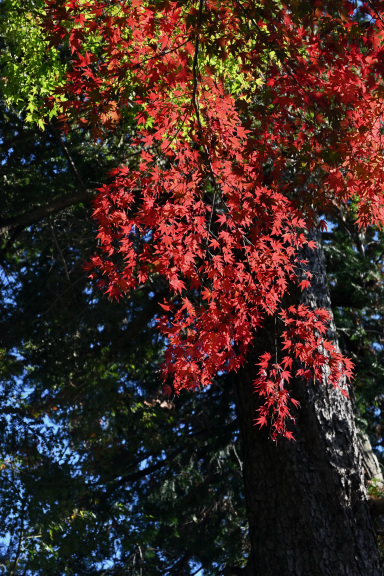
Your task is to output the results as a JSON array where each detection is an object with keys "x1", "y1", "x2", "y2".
[{"x1": 40, "y1": 0, "x2": 384, "y2": 437}]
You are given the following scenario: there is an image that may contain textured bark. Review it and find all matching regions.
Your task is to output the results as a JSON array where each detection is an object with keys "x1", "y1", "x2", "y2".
[
  {"x1": 235, "y1": 232, "x2": 383, "y2": 576},
  {"x1": 358, "y1": 432, "x2": 383, "y2": 482}
]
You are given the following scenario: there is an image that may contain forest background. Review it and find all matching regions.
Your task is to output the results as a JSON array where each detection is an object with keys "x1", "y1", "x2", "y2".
[{"x1": 2, "y1": 0, "x2": 384, "y2": 575}]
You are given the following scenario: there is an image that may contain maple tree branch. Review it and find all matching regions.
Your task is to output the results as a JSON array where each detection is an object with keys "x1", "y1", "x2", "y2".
[
  {"x1": 134, "y1": 37, "x2": 191, "y2": 69},
  {"x1": 365, "y1": 1, "x2": 384, "y2": 26},
  {"x1": 0, "y1": 188, "x2": 96, "y2": 237},
  {"x1": 1, "y1": 124, "x2": 98, "y2": 250},
  {"x1": 192, "y1": 0, "x2": 204, "y2": 133},
  {"x1": 0, "y1": 124, "x2": 144, "y2": 240},
  {"x1": 111, "y1": 445, "x2": 185, "y2": 487},
  {"x1": 191, "y1": 0, "x2": 222, "y2": 258}
]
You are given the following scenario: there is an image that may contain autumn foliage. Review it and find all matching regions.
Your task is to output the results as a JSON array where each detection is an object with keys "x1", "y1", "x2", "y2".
[{"x1": 43, "y1": 0, "x2": 384, "y2": 438}]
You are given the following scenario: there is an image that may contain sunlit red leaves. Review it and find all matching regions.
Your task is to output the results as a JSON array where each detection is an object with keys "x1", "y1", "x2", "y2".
[
  {"x1": 45, "y1": 0, "x2": 384, "y2": 437},
  {"x1": 253, "y1": 305, "x2": 353, "y2": 439}
]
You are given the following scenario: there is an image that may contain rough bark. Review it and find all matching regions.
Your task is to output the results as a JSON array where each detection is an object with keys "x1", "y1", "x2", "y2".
[
  {"x1": 358, "y1": 431, "x2": 383, "y2": 482},
  {"x1": 234, "y1": 231, "x2": 383, "y2": 576}
]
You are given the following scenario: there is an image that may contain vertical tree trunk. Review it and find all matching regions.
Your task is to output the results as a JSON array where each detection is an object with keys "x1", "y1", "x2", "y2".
[{"x1": 235, "y1": 232, "x2": 383, "y2": 576}]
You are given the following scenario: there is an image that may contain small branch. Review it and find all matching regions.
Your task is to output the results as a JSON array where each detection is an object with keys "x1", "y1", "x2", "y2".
[
  {"x1": 41, "y1": 275, "x2": 86, "y2": 317},
  {"x1": 111, "y1": 446, "x2": 185, "y2": 487},
  {"x1": 232, "y1": 444, "x2": 243, "y2": 474},
  {"x1": 49, "y1": 223, "x2": 71, "y2": 282},
  {"x1": 48, "y1": 122, "x2": 87, "y2": 192}
]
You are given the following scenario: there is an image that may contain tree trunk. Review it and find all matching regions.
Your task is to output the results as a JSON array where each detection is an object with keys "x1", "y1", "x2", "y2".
[{"x1": 234, "y1": 232, "x2": 383, "y2": 576}]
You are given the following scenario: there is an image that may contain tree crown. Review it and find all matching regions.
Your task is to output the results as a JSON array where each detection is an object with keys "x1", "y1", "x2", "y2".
[{"x1": 42, "y1": 0, "x2": 384, "y2": 438}]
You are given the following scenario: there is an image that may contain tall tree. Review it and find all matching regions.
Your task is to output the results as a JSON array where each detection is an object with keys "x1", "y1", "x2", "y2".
[
  {"x1": 40, "y1": 0, "x2": 384, "y2": 574},
  {"x1": 3, "y1": 0, "x2": 384, "y2": 574}
]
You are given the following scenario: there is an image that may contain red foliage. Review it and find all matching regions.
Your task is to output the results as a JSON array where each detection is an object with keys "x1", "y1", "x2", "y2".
[{"x1": 44, "y1": 0, "x2": 384, "y2": 438}]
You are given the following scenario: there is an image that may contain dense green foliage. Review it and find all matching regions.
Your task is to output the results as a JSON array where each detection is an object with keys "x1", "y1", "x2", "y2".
[
  {"x1": 324, "y1": 218, "x2": 384, "y2": 453},
  {"x1": 0, "y1": 0, "x2": 66, "y2": 127}
]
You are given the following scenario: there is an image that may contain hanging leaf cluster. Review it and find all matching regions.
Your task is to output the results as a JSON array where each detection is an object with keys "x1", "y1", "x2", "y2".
[{"x1": 43, "y1": 0, "x2": 384, "y2": 438}]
